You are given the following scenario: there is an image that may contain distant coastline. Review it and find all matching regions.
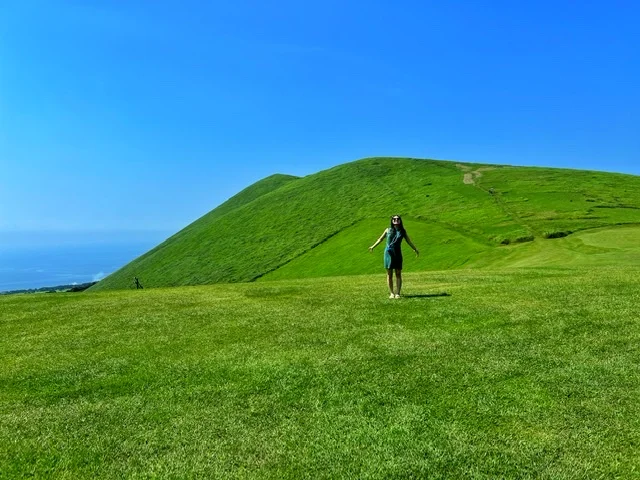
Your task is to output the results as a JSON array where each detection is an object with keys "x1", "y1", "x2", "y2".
[
  {"x1": 1, "y1": 281, "x2": 97, "y2": 296},
  {"x1": 0, "y1": 231, "x2": 168, "y2": 294}
]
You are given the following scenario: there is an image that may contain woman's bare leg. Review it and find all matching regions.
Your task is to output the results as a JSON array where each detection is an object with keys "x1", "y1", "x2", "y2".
[
  {"x1": 395, "y1": 269, "x2": 402, "y2": 296},
  {"x1": 387, "y1": 269, "x2": 394, "y2": 296}
]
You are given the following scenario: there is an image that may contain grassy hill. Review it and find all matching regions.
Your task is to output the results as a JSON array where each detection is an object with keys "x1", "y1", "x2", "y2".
[{"x1": 91, "y1": 158, "x2": 640, "y2": 291}]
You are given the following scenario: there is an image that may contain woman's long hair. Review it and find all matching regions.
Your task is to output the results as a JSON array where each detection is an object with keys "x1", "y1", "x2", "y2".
[{"x1": 389, "y1": 215, "x2": 407, "y2": 236}]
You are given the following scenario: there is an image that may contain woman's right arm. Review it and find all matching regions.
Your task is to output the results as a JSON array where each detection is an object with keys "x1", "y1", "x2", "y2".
[{"x1": 369, "y1": 229, "x2": 388, "y2": 252}]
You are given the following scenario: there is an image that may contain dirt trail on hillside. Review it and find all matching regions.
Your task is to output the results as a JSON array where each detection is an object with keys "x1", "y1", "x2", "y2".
[
  {"x1": 457, "y1": 164, "x2": 495, "y2": 185},
  {"x1": 456, "y1": 164, "x2": 537, "y2": 236}
]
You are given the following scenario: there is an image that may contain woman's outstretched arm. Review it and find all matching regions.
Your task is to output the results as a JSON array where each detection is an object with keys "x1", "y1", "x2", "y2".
[
  {"x1": 404, "y1": 233, "x2": 420, "y2": 256},
  {"x1": 369, "y1": 229, "x2": 388, "y2": 252}
]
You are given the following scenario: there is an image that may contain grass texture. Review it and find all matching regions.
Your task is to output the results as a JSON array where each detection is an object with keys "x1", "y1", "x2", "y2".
[
  {"x1": 3, "y1": 267, "x2": 640, "y2": 478},
  {"x1": 90, "y1": 158, "x2": 640, "y2": 290}
]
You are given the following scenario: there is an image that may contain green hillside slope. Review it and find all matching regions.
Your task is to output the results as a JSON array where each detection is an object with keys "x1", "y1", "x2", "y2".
[
  {"x1": 260, "y1": 217, "x2": 490, "y2": 281},
  {"x1": 203, "y1": 173, "x2": 300, "y2": 222},
  {"x1": 91, "y1": 158, "x2": 640, "y2": 291}
]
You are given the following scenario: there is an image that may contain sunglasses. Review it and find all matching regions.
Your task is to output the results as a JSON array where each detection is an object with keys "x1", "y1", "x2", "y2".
[{"x1": 392, "y1": 217, "x2": 401, "y2": 221}]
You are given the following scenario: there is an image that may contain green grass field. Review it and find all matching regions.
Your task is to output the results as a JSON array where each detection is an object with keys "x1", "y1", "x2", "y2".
[{"x1": 3, "y1": 267, "x2": 640, "y2": 478}]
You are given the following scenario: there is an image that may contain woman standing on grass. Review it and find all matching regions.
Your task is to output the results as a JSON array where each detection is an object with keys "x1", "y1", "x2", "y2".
[{"x1": 369, "y1": 215, "x2": 419, "y2": 298}]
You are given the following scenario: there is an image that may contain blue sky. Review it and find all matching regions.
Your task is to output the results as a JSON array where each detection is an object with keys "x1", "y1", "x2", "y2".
[{"x1": 2, "y1": 0, "x2": 638, "y2": 238}]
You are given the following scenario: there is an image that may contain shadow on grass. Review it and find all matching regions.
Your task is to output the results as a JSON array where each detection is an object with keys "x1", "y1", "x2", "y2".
[{"x1": 404, "y1": 292, "x2": 451, "y2": 298}]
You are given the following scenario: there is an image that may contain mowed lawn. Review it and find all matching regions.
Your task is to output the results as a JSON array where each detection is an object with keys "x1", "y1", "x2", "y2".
[{"x1": 2, "y1": 268, "x2": 640, "y2": 478}]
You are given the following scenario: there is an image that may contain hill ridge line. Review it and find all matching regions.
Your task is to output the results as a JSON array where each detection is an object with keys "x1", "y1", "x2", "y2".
[
  {"x1": 213, "y1": 177, "x2": 304, "y2": 225},
  {"x1": 204, "y1": 173, "x2": 302, "y2": 224},
  {"x1": 411, "y1": 215, "x2": 496, "y2": 246},
  {"x1": 249, "y1": 218, "x2": 363, "y2": 282}
]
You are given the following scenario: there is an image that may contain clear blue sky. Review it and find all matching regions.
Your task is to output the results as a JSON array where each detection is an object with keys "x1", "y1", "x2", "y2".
[{"x1": 2, "y1": 0, "x2": 638, "y2": 237}]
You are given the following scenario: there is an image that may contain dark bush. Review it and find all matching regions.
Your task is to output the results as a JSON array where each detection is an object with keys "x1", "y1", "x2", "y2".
[
  {"x1": 543, "y1": 231, "x2": 571, "y2": 239},
  {"x1": 515, "y1": 235, "x2": 534, "y2": 243}
]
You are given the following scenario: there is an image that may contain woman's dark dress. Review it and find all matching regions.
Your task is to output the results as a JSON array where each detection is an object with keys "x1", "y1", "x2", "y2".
[{"x1": 384, "y1": 228, "x2": 404, "y2": 270}]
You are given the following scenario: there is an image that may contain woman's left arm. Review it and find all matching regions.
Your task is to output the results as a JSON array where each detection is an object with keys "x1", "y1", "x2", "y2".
[{"x1": 404, "y1": 233, "x2": 419, "y2": 256}]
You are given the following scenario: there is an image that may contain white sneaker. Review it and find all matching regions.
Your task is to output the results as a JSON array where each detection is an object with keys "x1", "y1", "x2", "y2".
[
  {"x1": 395, "y1": 294, "x2": 401, "y2": 299},
  {"x1": 389, "y1": 293, "x2": 395, "y2": 299}
]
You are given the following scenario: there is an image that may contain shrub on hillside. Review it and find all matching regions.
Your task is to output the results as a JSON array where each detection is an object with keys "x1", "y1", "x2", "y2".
[
  {"x1": 514, "y1": 235, "x2": 535, "y2": 243},
  {"x1": 543, "y1": 230, "x2": 571, "y2": 239}
]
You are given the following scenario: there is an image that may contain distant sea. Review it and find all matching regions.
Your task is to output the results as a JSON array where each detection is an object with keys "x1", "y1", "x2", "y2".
[{"x1": 0, "y1": 231, "x2": 169, "y2": 292}]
